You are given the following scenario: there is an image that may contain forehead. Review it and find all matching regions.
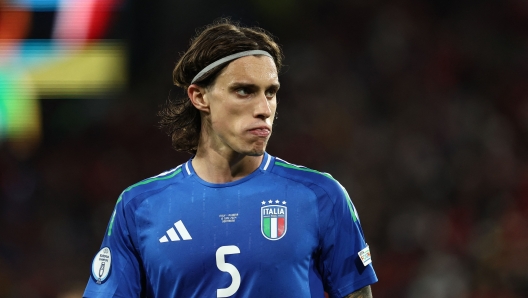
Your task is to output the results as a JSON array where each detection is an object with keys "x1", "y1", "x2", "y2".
[{"x1": 215, "y1": 55, "x2": 278, "y2": 86}]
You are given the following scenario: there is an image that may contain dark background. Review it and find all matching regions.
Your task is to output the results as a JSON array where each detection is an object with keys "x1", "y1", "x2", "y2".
[{"x1": 1, "y1": 0, "x2": 528, "y2": 297}]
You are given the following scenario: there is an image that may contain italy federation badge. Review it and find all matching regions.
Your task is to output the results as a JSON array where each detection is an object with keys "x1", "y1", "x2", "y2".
[
  {"x1": 261, "y1": 200, "x2": 287, "y2": 240},
  {"x1": 91, "y1": 247, "x2": 112, "y2": 284}
]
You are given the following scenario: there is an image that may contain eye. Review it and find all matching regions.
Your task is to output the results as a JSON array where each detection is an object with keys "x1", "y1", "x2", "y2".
[
  {"x1": 236, "y1": 88, "x2": 250, "y2": 96},
  {"x1": 265, "y1": 89, "x2": 278, "y2": 99}
]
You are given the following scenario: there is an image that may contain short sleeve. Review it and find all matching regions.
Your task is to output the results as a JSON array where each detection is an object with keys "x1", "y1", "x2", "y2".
[
  {"x1": 317, "y1": 181, "x2": 378, "y2": 297},
  {"x1": 83, "y1": 193, "x2": 144, "y2": 298}
]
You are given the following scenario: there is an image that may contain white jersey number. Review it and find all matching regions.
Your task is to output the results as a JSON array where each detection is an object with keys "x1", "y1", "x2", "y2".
[{"x1": 216, "y1": 245, "x2": 241, "y2": 297}]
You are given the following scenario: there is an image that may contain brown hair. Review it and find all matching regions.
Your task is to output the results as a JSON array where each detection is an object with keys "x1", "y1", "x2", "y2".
[{"x1": 159, "y1": 18, "x2": 284, "y2": 154}]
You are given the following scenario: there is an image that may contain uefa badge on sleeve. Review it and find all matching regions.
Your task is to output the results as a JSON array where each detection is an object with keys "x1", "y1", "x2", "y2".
[
  {"x1": 91, "y1": 247, "x2": 112, "y2": 284},
  {"x1": 261, "y1": 200, "x2": 287, "y2": 240},
  {"x1": 358, "y1": 245, "x2": 372, "y2": 266}
]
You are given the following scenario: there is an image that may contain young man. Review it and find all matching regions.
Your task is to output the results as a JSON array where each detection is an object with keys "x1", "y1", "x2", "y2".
[{"x1": 84, "y1": 20, "x2": 377, "y2": 298}]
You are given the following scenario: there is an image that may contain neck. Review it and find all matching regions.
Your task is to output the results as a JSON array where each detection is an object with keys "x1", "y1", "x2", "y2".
[{"x1": 192, "y1": 146, "x2": 264, "y2": 184}]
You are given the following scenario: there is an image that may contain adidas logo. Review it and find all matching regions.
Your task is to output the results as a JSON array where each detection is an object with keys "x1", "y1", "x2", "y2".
[{"x1": 159, "y1": 220, "x2": 192, "y2": 242}]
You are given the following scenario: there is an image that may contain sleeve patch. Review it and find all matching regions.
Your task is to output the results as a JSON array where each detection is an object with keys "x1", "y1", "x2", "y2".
[
  {"x1": 358, "y1": 245, "x2": 372, "y2": 267},
  {"x1": 91, "y1": 247, "x2": 112, "y2": 284}
]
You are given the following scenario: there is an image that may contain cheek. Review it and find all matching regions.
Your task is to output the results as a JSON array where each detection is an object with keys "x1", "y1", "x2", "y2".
[
  {"x1": 271, "y1": 100, "x2": 277, "y2": 112},
  {"x1": 270, "y1": 100, "x2": 278, "y2": 119},
  {"x1": 209, "y1": 104, "x2": 242, "y2": 130}
]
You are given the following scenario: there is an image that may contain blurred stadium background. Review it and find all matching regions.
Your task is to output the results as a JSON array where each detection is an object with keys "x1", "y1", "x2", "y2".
[{"x1": 1, "y1": 0, "x2": 527, "y2": 297}]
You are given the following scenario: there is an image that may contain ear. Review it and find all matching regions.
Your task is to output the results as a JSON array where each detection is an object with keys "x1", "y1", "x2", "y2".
[{"x1": 187, "y1": 84, "x2": 210, "y2": 113}]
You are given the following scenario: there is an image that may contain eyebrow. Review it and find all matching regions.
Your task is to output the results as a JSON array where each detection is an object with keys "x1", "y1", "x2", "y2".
[{"x1": 229, "y1": 82, "x2": 281, "y2": 90}]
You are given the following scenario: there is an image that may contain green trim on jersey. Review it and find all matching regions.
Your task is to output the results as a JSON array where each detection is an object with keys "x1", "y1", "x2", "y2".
[
  {"x1": 340, "y1": 186, "x2": 358, "y2": 222},
  {"x1": 275, "y1": 162, "x2": 333, "y2": 179},
  {"x1": 274, "y1": 161, "x2": 357, "y2": 222},
  {"x1": 107, "y1": 167, "x2": 183, "y2": 236}
]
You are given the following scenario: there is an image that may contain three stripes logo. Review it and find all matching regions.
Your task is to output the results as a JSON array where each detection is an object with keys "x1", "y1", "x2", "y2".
[{"x1": 159, "y1": 220, "x2": 192, "y2": 243}]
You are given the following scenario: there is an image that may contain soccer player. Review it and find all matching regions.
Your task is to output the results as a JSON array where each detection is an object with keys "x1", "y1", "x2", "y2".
[{"x1": 84, "y1": 19, "x2": 377, "y2": 298}]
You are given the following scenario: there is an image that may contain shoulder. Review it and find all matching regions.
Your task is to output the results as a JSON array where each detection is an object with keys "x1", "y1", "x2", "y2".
[
  {"x1": 269, "y1": 157, "x2": 357, "y2": 220},
  {"x1": 117, "y1": 164, "x2": 185, "y2": 207},
  {"x1": 270, "y1": 157, "x2": 345, "y2": 198}
]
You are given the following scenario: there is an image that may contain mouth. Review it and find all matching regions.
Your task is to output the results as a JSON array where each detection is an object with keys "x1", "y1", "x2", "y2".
[{"x1": 248, "y1": 126, "x2": 271, "y2": 137}]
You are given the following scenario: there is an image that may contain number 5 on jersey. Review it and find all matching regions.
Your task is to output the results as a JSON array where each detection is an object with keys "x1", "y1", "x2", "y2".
[{"x1": 216, "y1": 245, "x2": 241, "y2": 297}]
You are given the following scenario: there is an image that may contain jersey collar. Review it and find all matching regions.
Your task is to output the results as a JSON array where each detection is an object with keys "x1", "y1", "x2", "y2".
[{"x1": 182, "y1": 152, "x2": 275, "y2": 187}]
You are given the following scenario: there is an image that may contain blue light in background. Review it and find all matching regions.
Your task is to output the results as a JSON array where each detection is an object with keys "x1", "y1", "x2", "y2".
[{"x1": 8, "y1": 0, "x2": 60, "y2": 11}]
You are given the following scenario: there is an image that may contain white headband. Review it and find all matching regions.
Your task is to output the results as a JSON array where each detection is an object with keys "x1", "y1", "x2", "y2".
[{"x1": 190, "y1": 50, "x2": 272, "y2": 84}]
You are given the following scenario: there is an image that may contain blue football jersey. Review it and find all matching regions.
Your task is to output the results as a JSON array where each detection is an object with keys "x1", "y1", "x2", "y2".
[{"x1": 83, "y1": 153, "x2": 377, "y2": 298}]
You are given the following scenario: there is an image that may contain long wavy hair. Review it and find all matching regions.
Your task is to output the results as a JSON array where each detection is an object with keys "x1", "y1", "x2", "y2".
[{"x1": 158, "y1": 19, "x2": 284, "y2": 154}]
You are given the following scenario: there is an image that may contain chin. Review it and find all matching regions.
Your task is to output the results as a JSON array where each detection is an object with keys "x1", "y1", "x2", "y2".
[
  {"x1": 240, "y1": 146, "x2": 265, "y2": 156},
  {"x1": 243, "y1": 144, "x2": 267, "y2": 156},
  {"x1": 238, "y1": 138, "x2": 268, "y2": 156},
  {"x1": 246, "y1": 150, "x2": 265, "y2": 157}
]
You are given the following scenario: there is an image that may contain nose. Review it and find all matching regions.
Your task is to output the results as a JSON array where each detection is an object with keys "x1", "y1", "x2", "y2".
[{"x1": 254, "y1": 92, "x2": 273, "y2": 120}]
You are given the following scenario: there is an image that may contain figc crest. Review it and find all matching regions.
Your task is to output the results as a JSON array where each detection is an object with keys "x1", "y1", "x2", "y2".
[{"x1": 261, "y1": 200, "x2": 287, "y2": 240}]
